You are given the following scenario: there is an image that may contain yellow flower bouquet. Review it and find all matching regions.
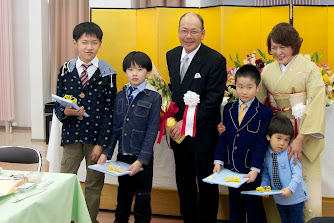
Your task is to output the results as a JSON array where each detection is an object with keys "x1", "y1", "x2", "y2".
[{"x1": 146, "y1": 63, "x2": 185, "y2": 144}]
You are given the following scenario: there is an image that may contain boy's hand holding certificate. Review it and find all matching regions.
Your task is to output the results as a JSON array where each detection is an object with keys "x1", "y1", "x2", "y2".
[
  {"x1": 52, "y1": 94, "x2": 90, "y2": 117},
  {"x1": 88, "y1": 161, "x2": 144, "y2": 177},
  {"x1": 203, "y1": 169, "x2": 249, "y2": 188}
]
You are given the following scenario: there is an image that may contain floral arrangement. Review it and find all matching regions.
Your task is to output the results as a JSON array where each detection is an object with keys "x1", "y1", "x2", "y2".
[
  {"x1": 225, "y1": 49, "x2": 273, "y2": 103},
  {"x1": 311, "y1": 52, "x2": 334, "y2": 106},
  {"x1": 225, "y1": 50, "x2": 334, "y2": 106},
  {"x1": 146, "y1": 63, "x2": 185, "y2": 144}
]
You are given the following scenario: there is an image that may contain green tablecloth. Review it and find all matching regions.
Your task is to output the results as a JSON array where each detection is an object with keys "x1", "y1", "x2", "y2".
[{"x1": 0, "y1": 170, "x2": 91, "y2": 223}]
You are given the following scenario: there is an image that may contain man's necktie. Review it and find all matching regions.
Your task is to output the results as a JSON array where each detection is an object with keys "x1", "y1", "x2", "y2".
[
  {"x1": 271, "y1": 152, "x2": 282, "y2": 189},
  {"x1": 80, "y1": 63, "x2": 92, "y2": 88},
  {"x1": 180, "y1": 55, "x2": 189, "y2": 83},
  {"x1": 128, "y1": 86, "x2": 136, "y2": 104},
  {"x1": 238, "y1": 104, "x2": 247, "y2": 125}
]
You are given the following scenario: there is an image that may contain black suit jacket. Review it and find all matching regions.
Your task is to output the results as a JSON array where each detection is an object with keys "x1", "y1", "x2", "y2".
[{"x1": 166, "y1": 44, "x2": 227, "y2": 152}]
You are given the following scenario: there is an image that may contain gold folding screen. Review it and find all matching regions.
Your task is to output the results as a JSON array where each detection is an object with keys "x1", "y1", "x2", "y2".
[{"x1": 91, "y1": 6, "x2": 332, "y2": 89}]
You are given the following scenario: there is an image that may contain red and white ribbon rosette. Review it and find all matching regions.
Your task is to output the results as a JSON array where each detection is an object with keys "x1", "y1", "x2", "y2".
[{"x1": 181, "y1": 91, "x2": 200, "y2": 137}]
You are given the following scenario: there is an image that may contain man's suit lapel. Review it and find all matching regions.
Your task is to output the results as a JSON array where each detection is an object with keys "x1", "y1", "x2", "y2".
[
  {"x1": 239, "y1": 98, "x2": 260, "y2": 131},
  {"x1": 169, "y1": 48, "x2": 182, "y2": 102}
]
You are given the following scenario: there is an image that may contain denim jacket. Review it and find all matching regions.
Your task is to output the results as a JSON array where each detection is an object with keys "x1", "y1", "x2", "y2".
[{"x1": 103, "y1": 83, "x2": 162, "y2": 165}]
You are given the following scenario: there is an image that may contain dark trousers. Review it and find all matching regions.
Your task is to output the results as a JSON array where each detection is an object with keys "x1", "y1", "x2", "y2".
[
  {"x1": 115, "y1": 153, "x2": 153, "y2": 223},
  {"x1": 277, "y1": 202, "x2": 304, "y2": 223},
  {"x1": 173, "y1": 150, "x2": 219, "y2": 223},
  {"x1": 228, "y1": 174, "x2": 267, "y2": 223}
]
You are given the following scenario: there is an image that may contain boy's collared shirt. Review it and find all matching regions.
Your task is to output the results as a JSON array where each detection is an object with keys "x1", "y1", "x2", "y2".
[
  {"x1": 76, "y1": 56, "x2": 99, "y2": 80},
  {"x1": 238, "y1": 98, "x2": 255, "y2": 114},
  {"x1": 127, "y1": 81, "x2": 147, "y2": 101}
]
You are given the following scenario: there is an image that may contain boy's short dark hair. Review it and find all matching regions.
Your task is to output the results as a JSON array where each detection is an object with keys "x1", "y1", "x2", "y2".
[
  {"x1": 267, "y1": 116, "x2": 294, "y2": 139},
  {"x1": 73, "y1": 22, "x2": 103, "y2": 42},
  {"x1": 123, "y1": 51, "x2": 152, "y2": 72},
  {"x1": 235, "y1": 64, "x2": 261, "y2": 86}
]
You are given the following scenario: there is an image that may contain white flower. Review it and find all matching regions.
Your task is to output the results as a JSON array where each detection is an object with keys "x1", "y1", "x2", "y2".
[
  {"x1": 304, "y1": 54, "x2": 311, "y2": 61},
  {"x1": 328, "y1": 85, "x2": 333, "y2": 92},
  {"x1": 183, "y1": 91, "x2": 200, "y2": 106},
  {"x1": 243, "y1": 59, "x2": 249, "y2": 65},
  {"x1": 250, "y1": 57, "x2": 256, "y2": 66},
  {"x1": 292, "y1": 102, "x2": 306, "y2": 119}
]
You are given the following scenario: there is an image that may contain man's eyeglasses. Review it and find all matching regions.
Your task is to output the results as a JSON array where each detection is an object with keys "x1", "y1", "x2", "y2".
[{"x1": 179, "y1": 29, "x2": 202, "y2": 36}]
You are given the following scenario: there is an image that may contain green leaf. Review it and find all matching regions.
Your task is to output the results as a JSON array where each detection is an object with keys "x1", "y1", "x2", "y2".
[
  {"x1": 236, "y1": 53, "x2": 239, "y2": 60},
  {"x1": 257, "y1": 49, "x2": 265, "y2": 59},
  {"x1": 316, "y1": 53, "x2": 319, "y2": 63},
  {"x1": 319, "y1": 55, "x2": 323, "y2": 63},
  {"x1": 311, "y1": 51, "x2": 317, "y2": 60},
  {"x1": 229, "y1": 54, "x2": 233, "y2": 61}
]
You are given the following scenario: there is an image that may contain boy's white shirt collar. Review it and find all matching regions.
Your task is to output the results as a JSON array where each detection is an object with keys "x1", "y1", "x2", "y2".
[
  {"x1": 76, "y1": 56, "x2": 99, "y2": 69},
  {"x1": 127, "y1": 81, "x2": 147, "y2": 92},
  {"x1": 76, "y1": 56, "x2": 99, "y2": 80},
  {"x1": 180, "y1": 43, "x2": 201, "y2": 64}
]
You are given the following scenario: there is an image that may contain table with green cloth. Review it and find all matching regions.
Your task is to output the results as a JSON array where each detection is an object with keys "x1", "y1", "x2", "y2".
[{"x1": 0, "y1": 170, "x2": 91, "y2": 223}]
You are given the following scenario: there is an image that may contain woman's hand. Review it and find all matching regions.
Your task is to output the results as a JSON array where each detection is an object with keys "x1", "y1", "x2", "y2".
[{"x1": 288, "y1": 134, "x2": 305, "y2": 165}]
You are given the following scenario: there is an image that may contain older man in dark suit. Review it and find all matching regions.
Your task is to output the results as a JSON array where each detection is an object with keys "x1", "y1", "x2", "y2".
[{"x1": 166, "y1": 12, "x2": 227, "y2": 223}]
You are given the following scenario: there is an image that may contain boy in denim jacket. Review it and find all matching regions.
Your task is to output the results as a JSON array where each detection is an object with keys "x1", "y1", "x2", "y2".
[{"x1": 98, "y1": 51, "x2": 162, "y2": 223}]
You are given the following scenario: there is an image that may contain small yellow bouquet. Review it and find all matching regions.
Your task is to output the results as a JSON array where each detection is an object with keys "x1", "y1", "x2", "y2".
[
  {"x1": 146, "y1": 63, "x2": 185, "y2": 144},
  {"x1": 63, "y1": 94, "x2": 77, "y2": 105}
]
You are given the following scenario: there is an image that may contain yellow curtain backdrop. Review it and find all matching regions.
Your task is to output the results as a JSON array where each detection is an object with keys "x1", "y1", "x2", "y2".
[
  {"x1": 91, "y1": 5, "x2": 330, "y2": 90},
  {"x1": 294, "y1": 6, "x2": 328, "y2": 63}
]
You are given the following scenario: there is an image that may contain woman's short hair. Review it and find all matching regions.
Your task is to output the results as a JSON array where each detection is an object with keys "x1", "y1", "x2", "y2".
[{"x1": 267, "y1": 22, "x2": 303, "y2": 56}]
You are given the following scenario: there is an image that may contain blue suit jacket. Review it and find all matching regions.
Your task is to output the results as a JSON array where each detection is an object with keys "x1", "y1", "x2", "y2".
[{"x1": 214, "y1": 97, "x2": 272, "y2": 174}]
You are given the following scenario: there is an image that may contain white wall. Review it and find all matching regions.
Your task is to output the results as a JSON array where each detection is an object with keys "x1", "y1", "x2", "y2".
[
  {"x1": 28, "y1": 0, "x2": 50, "y2": 139},
  {"x1": 11, "y1": 0, "x2": 31, "y2": 127}
]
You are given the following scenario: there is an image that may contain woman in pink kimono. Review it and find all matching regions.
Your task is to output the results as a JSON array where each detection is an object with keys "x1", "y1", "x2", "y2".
[{"x1": 257, "y1": 22, "x2": 326, "y2": 223}]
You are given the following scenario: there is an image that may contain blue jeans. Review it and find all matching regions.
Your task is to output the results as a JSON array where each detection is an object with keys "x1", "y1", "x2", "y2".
[{"x1": 276, "y1": 201, "x2": 304, "y2": 223}]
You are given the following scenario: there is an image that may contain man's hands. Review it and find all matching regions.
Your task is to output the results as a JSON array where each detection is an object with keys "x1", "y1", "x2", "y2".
[
  {"x1": 170, "y1": 120, "x2": 183, "y2": 140},
  {"x1": 127, "y1": 160, "x2": 144, "y2": 176}
]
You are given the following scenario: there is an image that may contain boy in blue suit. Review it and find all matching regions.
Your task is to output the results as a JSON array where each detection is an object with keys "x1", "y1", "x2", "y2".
[
  {"x1": 213, "y1": 64, "x2": 272, "y2": 223},
  {"x1": 54, "y1": 22, "x2": 117, "y2": 223}
]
